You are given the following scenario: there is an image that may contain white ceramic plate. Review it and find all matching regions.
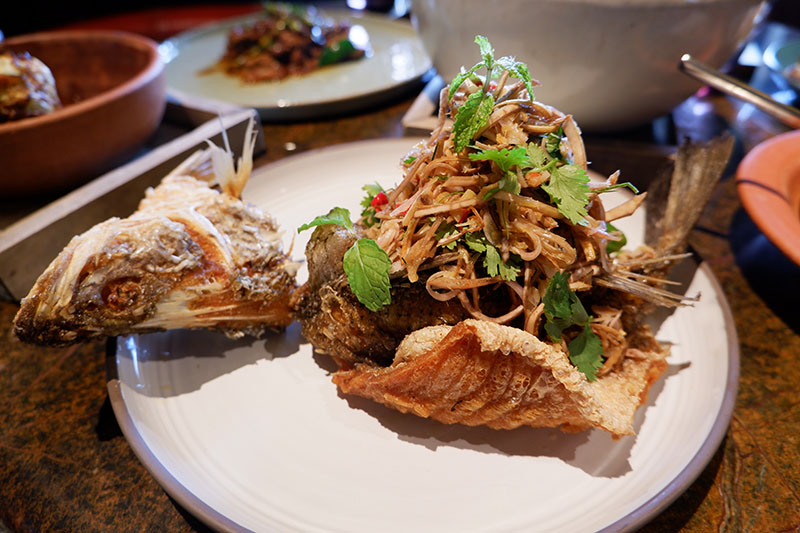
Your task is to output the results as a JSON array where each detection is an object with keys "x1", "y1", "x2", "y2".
[
  {"x1": 159, "y1": 10, "x2": 431, "y2": 120},
  {"x1": 109, "y1": 138, "x2": 739, "y2": 532}
]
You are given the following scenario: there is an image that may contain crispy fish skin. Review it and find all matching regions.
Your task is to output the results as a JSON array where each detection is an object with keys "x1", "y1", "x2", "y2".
[
  {"x1": 295, "y1": 224, "x2": 467, "y2": 367},
  {"x1": 333, "y1": 319, "x2": 667, "y2": 437},
  {"x1": 14, "y1": 174, "x2": 298, "y2": 345}
]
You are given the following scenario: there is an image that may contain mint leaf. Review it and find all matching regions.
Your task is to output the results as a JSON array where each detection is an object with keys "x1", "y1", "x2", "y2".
[
  {"x1": 448, "y1": 64, "x2": 482, "y2": 100},
  {"x1": 605, "y1": 222, "x2": 627, "y2": 254},
  {"x1": 452, "y1": 91, "x2": 495, "y2": 153},
  {"x1": 469, "y1": 146, "x2": 529, "y2": 173},
  {"x1": 567, "y1": 324, "x2": 604, "y2": 382},
  {"x1": 475, "y1": 35, "x2": 494, "y2": 65},
  {"x1": 298, "y1": 206, "x2": 353, "y2": 233},
  {"x1": 299, "y1": 206, "x2": 392, "y2": 311},
  {"x1": 541, "y1": 164, "x2": 591, "y2": 224},
  {"x1": 342, "y1": 238, "x2": 392, "y2": 312},
  {"x1": 495, "y1": 56, "x2": 535, "y2": 99}
]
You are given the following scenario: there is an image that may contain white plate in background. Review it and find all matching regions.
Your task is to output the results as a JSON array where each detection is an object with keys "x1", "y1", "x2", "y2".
[{"x1": 160, "y1": 11, "x2": 432, "y2": 120}]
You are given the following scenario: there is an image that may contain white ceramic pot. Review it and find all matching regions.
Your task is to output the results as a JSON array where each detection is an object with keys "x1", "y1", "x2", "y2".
[{"x1": 411, "y1": 0, "x2": 767, "y2": 131}]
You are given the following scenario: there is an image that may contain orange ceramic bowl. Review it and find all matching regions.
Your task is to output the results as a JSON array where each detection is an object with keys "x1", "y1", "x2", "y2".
[
  {"x1": 736, "y1": 130, "x2": 800, "y2": 266},
  {"x1": 0, "y1": 30, "x2": 166, "y2": 196}
]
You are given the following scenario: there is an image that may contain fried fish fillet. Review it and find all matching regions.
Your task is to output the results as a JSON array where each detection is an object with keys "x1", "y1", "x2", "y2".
[
  {"x1": 333, "y1": 319, "x2": 667, "y2": 437},
  {"x1": 14, "y1": 121, "x2": 298, "y2": 345}
]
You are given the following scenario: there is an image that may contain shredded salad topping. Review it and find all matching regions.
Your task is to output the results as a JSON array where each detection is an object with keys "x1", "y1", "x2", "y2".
[{"x1": 300, "y1": 36, "x2": 667, "y2": 381}]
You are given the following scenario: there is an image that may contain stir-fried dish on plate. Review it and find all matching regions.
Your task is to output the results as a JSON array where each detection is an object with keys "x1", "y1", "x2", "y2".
[
  {"x1": 203, "y1": 2, "x2": 367, "y2": 83},
  {"x1": 14, "y1": 36, "x2": 733, "y2": 439}
]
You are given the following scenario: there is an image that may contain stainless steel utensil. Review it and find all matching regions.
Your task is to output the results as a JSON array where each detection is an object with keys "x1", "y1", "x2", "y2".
[{"x1": 679, "y1": 53, "x2": 800, "y2": 129}]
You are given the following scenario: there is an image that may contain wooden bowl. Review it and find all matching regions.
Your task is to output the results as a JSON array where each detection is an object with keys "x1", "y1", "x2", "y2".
[{"x1": 0, "y1": 30, "x2": 166, "y2": 197}]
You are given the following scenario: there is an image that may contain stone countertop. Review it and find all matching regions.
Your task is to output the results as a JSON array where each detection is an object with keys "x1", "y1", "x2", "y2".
[{"x1": 2, "y1": 88, "x2": 799, "y2": 531}]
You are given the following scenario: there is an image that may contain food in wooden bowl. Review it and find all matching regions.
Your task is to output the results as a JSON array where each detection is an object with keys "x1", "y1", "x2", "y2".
[{"x1": 0, "y1": 30, "x2": 166, "y2": 197}]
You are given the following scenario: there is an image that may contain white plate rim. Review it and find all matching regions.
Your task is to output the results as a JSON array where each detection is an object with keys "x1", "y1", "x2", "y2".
[
  {"x1": 106, "y1": 138, "x2": 741, "y2": 532},
  {"x1": 159, "y1": 9, "x2": 433, "y2": 120}
]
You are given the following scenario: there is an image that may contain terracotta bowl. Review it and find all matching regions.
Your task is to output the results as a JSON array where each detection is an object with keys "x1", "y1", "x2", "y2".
[
  {"x1": 0, "y1": 30, "x2": 166, "y2": 197},
  {"x1": 736, "y1": 130, "x2": 800, "y2": 266}
]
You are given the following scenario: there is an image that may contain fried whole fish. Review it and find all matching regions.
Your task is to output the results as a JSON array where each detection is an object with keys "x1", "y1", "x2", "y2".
[
  {"x1": 299, "y1": 136, "x2": 731, "y2": 437},
  {"x1": 14, "y1": 120, "x2": 299, "y2": 345},
  {"x1": 295, "y1": 36, "x2": 734, "y2": 437}
]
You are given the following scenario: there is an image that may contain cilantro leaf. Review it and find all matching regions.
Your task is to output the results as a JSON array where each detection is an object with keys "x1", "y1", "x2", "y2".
[
  {"x1": 567, "y1": 324, "x2": 604, "y2": 382},
  {"x1": 435, "y1": 222, "x2": 460, "y2": 250},
  {"x1": 484, "y1": 245, "x2": 521, "y2": 281},
  {"x1": 525, "y1": 142, "x2": 549, "y2": 169},
  {"x1": 297, "y1": 206, "x2": 353, "y2": 233},
  {"x1": 342, "y1": 238, "x2": 392, "y2": 312},
  {"x1": 542, "y1": 271, "x2": 590, "y2": 341},
  {"x1": 360, "y1": 183, "x2": 385, "y2": 228},
  {"x1": 361, "y1": 183, "x2": 384, "y2": 203},
  {"x1": 469, "y1": 146, "x2": 529, "y2": 173},
  {"x1": 544, "y1": 130, "x2": 562, "y2": 158},
  {"x1": 542, "y1": 271, "x2": 585, "y2": 341},
  {"x1": 499, "y1": 173, "x2": 521, "y2": 195},
  {"x1": 542, "y1": 271, "x2": 604, "y2": 381},
  {"x1": 541, "y1": 164, "x2": 591, "y2": 224},
  {"x1": 605, "y1": 222, "x2": 627, "y2": 254},
  {"x1": 464, "y1": 231, "x2": 488, "y2": 253},
  {"x1": 452, "y1": 91, "x2": 495, "y2": 153}
]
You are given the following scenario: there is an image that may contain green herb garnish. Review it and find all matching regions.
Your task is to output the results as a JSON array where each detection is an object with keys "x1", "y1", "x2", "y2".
[
  {"x1": 605, "y1": 222, "x2": 627, "y2": 255},
  {"x1": 543, "y1": 271, "x2": 603, "y2": 381},
  {"x1": 448, "y1": 36, "x2": 535, "y2": 153},
  {"x1": 541, "y1": 164, "x2": 592, "y2": 225},
  {"x1": 359, "y1": 183, "x2": 385, "y2": 228},
  {"x1": 319, "y1": 39, "x2": 357, "y2": 66},
  {"x1": 299, "y1": 207, "x2": 391, "y2": 312}
]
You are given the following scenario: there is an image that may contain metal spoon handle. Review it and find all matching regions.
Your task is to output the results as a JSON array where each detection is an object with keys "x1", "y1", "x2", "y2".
[{"x1": 679, "y1": 53, "x2": 800, "y2": 129}]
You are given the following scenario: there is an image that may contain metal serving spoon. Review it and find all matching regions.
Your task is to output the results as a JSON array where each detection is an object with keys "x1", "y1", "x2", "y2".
[{"x1": 679, "y1": 53, "x2": 800, "y2": 129}]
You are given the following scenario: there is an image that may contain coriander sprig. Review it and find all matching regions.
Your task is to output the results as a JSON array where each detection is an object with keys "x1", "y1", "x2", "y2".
[{"x1": 542, "y1": 271, "x2": 604, "y2": 381}]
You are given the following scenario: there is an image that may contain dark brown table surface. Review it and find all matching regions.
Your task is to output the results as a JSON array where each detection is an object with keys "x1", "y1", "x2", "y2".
[{"x1": 3, "y1": 24, "x2": 800, "y2": 533}]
